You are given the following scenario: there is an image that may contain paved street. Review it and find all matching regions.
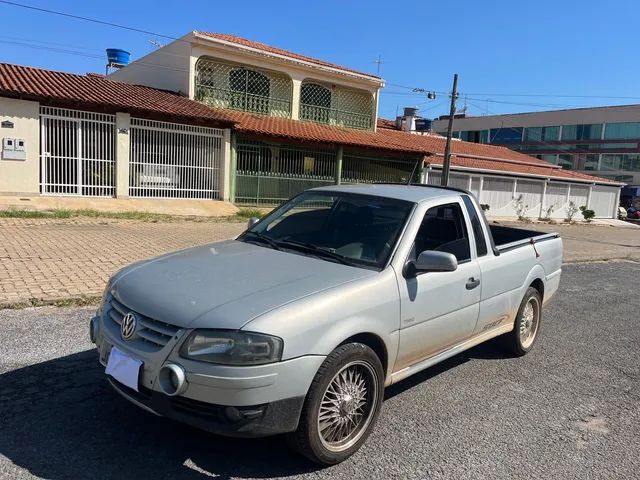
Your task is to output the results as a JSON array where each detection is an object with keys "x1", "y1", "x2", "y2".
[
  {"x1": 1, "y1": 262, "x2": 638, "y2": 479},
  {"x1": 1, "y1": 216, "x2": 639, "y2": 307}
]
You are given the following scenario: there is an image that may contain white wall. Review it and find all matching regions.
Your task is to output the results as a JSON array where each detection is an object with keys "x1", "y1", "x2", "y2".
[
  {"x1": 423, "y1": 168, "x2": 619, "y2": 219},
  {"x1": 0, "y1": 97, "x2": 40, "y2": 195},
  {"x1": 108, "y1": 35, "x2": 192, "y2": 95}
]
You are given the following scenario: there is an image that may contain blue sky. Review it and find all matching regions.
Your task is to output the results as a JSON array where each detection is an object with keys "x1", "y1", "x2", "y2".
[{"x1": 2, "y1": 0, "x2": 640, "y2": 120}]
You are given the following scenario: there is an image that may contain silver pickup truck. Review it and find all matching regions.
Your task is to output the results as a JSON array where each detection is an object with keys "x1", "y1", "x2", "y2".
[{"x1": 90, "y1": 184, "x2": 562, "y2": 465}]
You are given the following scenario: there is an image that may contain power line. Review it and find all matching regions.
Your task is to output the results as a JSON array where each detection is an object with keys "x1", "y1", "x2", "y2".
[{"x1": 0, "y1": 0, "x2": 180, "y2": 41}]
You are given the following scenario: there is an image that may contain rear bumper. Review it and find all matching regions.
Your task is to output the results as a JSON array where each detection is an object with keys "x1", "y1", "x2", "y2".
[{"x1": 107, "y1": 376, "x2": 305, "y2": 437}]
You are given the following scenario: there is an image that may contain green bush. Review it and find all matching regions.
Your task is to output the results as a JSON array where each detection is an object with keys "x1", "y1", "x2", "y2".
[{"x1": 579, "y1": 205, "x2": 596, "y2": 223}]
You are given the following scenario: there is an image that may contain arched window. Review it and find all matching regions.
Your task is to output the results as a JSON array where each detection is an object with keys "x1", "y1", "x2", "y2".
[
  {"x1": 300, "y1": 83, "x2": 331, "y2": 123},
  {"x1": 229, "y1": 69, "x2": 270, "y2": 113}
]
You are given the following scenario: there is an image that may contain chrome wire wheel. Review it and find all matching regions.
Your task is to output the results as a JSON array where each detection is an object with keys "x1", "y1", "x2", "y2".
[
  {"x1": 519, "y1": 297, "x2": 540, "y2": 349},
  {"x1": 317, "y1": 360, "x2": 379, "y2": 453}
]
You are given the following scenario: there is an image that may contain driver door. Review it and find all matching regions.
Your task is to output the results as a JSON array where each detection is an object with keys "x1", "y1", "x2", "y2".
[{"x1": 395, "y1": 201, "x2": 481, "y2": 371}]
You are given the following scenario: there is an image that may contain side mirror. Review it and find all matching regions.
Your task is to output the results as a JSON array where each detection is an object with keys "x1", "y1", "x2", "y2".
[
  {"x1": 405, "y1": 250, "x2": 458, "y2": 277},
  {"x1": 247, "y1": 217, "x2": 260, "y2": 229}
]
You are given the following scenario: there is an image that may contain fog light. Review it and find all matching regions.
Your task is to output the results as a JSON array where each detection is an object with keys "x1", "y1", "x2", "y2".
[
  {"x1": 89, "y1": 317, "x2": 99, "y2": 344},
  {"x1": 158, "y1": 363, "x2": 187, "y2": 396}
]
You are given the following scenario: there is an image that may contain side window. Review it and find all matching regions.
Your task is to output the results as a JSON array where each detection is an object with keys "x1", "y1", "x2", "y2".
[
  {"x1": 462, "y1": 195, "x2": 488, "y2": 257},
  {"x1": 413, "y1": 203, "x2": 471, "y2": 263}
]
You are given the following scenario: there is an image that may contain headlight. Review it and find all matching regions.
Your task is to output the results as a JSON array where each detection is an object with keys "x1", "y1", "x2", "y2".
[{"x1": 179, "y1": 330, "x2": 283, "y2": 366}]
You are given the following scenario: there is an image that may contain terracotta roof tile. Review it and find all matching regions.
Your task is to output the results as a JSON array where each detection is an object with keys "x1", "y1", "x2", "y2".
[
  {"x1": 0, "y1": 63, "x2": 235, "y2": 127},
  {"x1": 216, "y1": 109, "x2": 620, "y2": 185},
  {"x1": 0, "y1": 63, "x2": 621, "y2": 186},
  {"x1": 196, "y1": 32, "x2": 382, "y2": 80}
]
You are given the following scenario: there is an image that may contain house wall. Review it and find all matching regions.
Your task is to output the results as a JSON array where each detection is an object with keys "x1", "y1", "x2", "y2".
[
  {"x1": 108, "y1": 34, "x2": 192, "y2": 95},
  {"x1": 0, "y1": 97, "x2": 40, "y2": 195},
  {"x1": 110, "y1": 33, "x2": 382, "y2": 128}
]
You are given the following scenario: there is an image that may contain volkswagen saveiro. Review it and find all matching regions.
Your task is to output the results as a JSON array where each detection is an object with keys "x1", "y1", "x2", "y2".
[{"x1": 90, "y1": 184, "x2": 562, "y2": 465}]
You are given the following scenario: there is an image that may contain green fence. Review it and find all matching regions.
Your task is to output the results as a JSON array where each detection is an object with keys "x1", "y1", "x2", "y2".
[{"x1": 235, "y1": 139, "x2": 418, "y2": 205}]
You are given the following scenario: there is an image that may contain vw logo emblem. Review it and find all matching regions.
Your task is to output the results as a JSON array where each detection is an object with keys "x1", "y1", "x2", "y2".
[{"x1": 121, "y1": 312, "x2": 137, "y2": 340}]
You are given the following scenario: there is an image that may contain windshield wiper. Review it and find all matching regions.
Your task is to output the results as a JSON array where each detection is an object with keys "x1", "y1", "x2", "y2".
[
  {"x1": 241, "y1": 231, "x2": 281, "y2": 250},
  {"x1": 276, "y1": 239, "x2": 358, "y2": 266}
]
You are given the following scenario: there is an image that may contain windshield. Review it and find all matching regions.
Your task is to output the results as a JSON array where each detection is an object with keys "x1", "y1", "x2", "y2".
[{"x1": 239, "y1": 191, "x2": 414, "y2": 270}]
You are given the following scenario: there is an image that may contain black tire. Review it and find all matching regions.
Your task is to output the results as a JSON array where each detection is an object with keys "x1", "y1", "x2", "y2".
[
  {"x1": 501, "y1": 286, "x2": 542, "y2": 356},
  {"x1": 287, "y1": 343, "x2": 384, "y2": 465}
]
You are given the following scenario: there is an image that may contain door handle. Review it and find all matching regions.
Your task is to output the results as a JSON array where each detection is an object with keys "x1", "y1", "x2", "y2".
[{"x1": 466, "y1": 277, "x2": 480, "y2": 290}]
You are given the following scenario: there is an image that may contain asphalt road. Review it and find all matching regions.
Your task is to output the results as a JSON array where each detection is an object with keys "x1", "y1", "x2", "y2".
[{"x1": 1, "y1": 262, "x2": 638, "y2": 480}]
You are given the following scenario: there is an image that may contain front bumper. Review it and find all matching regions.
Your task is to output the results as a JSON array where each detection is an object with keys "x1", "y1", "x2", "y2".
[
  {"x1": 107, "y1": 376, "x2": 305, "y2": 437},
  {"x1": 91, "y1": 314, "x2": 325, "y2": 437}
]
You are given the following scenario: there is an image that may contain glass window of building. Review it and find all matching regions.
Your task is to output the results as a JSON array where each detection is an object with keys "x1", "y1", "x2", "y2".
[
  {"x1": 489, "y1": 127, "x2": 523, "y2": 144},
  {"x1": 561, "y1": 124, "x2": 603, "y2": 141},
  {"x1": 557, "y1": 154, "x2": 574, "y2": 169},
  {"x1": 583, "y1": 155, "x2": 600, "y2": 171},
  {"x1": 601, "y1": 154, "x2": 640, "y2": 171},
  {"x1": 604, "y1": 122, "x2": 640, "y2": 140},
  {"x1": 524, "y1": 126, "x2": 560, "y2": 142},
  {"x1": 460, "y1": 130, "x2": 489, "y2": 143}
]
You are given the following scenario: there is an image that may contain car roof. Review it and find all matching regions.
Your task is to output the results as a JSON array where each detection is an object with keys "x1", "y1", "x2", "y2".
[{"x1": 311, "y1": 183, "x2": 464, "y2": 203}]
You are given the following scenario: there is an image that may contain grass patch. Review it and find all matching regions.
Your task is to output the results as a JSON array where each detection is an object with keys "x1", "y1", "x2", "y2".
[
  {"x1": 0, "y1": 207, "x2": 72, "y2": 218},
  {"x1": 233, "y1": 208, "x2": 265, "y2": 220},
  {"x1": 0, "y1": 295, "x2": 101, "y2": 310},
  {"x1": 0, "y1": 206, "x2": 267, "y2": 223}
]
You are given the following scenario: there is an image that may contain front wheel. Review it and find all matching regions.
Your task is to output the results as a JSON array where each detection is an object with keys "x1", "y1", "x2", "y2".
[
  {"x1": 287, "y1": 343, "x2": 384, "y2": 465},
  {"x1": 501, "y1": 286, "x2": 542, "y2": 356}
]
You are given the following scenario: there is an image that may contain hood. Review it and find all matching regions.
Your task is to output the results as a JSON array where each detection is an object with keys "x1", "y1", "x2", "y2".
[{"x1": 111, "y1": 240, "x2": 375, "y2": 329}]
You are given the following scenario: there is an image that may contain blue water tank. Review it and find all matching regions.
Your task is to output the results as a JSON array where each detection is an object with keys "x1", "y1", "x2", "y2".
[{"x1": 106, "y1": 48, "x2": 130, "y2": 66}]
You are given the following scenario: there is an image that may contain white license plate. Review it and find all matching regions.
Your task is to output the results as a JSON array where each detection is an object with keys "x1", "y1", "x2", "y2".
[{"x1": 105, "y1": 347, "x2": 143, "y2": 392}]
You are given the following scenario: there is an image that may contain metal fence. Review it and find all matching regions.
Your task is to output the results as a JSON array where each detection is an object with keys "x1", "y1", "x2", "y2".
[
  {"x1": 129, "y1": 118, "x2": 224, "y2": 199},
  {"x1": 236, "y1": 140, "x2": 336, "y2": 204},
  {"x1": 342, "y1": 153, "x2": 417, "y2": 183},
  {"x1": 235, "y1": 139, "x2": 419, "y2": 205},
  {"x1": 195, "y1": 57, "x2": 292, "y2": 118},
  {"x1": 39, "y1": 107, "x2": 116, "y2": 196},
  {"x1": 299, "y1": 82, "x2": 374, "y2": 130}
]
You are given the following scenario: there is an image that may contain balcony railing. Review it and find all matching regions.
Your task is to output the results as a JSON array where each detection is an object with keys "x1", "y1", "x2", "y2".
[
  {"x1": 300, "y1": 104, "x2": 373, "y2": 130},
  {"x1": 196, "y1": 86, "x2": 292, "y2": 117}
]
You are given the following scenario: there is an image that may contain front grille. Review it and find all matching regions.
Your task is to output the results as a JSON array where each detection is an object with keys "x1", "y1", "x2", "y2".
[{"x1": 107, "y1": 297, "x2": 181, "y2": 349}]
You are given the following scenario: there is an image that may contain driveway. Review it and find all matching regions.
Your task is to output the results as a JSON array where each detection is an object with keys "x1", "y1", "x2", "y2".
[{"x1": 1, "y1": 262, "x2": 638, "y2": 479}]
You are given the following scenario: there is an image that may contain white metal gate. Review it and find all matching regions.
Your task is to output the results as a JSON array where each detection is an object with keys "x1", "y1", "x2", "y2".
[
  {"x1": 40, "y1": 107, "x2": 116, "y2": 196},
  {"x1": 129, "y1": 118, "x2": 223, "y2": 199}
]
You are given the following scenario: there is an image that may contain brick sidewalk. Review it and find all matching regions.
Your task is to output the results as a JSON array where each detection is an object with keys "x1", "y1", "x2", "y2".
[
  {"x1": 0, "y1": 217, "x2": 245, "y2": 306},
  {"x1": 1, "y1": 218, "x2": 638, "y2": 307}
]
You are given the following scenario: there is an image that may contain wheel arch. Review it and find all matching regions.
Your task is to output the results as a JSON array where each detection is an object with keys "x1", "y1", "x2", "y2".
[{"x1": 338, "y1": 332, "x2": 388, "y2": 378}]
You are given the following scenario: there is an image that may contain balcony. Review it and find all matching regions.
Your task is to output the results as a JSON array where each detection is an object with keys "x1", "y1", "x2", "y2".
[
  {"x1": 299, "y1": 82, "x2": 374, "y2": 130},
  {"x1": 195, "y1": 57, "x2": 292, "y2": 118},
  {"x1": 300, "y1": 104, "x2": 373, "y2": 130}
]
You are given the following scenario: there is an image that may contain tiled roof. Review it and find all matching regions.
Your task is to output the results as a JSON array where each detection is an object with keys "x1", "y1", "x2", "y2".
[
  {"x1": 217, "y1": 109, "x2": 620, "y2": 185},
  {"x1": 196, "y1": 32, "x2": 382, "y2": 80},
  {"x1": 0, "y1": 63, "x2": 235, "y2": 127},
  {"x1": 0, "y1": 63, "x2": 620, "y2": 186}
]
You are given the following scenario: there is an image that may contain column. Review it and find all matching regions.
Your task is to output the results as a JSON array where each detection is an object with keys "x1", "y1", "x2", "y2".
[
  {"x1": 291, "y1": 77, "x2": 303, "y2": 120},
  {"x1": 335, "y1": 145, "x2": 343, "y2": 185},
  {"x1": 219, "y1": 128, "x2": 232, "y2": 201},
  {"x1": 115, "y1": 112, "x2": 130, "y2": 198},
  {"x1": 229, "y1": 130, "x2": 237, "y2": 203}
]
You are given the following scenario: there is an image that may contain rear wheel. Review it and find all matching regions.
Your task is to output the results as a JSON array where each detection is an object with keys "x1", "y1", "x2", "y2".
[
  {"x1": 287, "y1": 343, "x2": 384, "y2": 465},
  {"x1": 501, "y1": 286, "x2": 542, "y2": 356}
]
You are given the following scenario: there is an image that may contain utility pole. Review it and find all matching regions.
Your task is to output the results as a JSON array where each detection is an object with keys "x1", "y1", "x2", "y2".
[{"x1": 441, "y1": 73, "x2": 458, "y2": 186}]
